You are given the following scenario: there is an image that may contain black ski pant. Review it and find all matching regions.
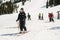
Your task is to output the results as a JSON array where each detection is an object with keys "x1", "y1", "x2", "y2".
[
  {"x1": 39, "y1": 16, "x2": 41, "y2": 20},
  {"x1": 19, "y1": 21, "x2": 27, "y2": 31},
  {"x1": 49, "y1": 18, "x2": 54, "y2": 22}
]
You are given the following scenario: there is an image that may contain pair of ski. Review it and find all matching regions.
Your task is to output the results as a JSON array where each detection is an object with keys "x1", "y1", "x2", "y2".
[
  {"x1": 16, "y1": 31, "x2": 29, "y2": 36},
  {"x1": 19, "y1": 31, "x2": 28, "y2": 34}
]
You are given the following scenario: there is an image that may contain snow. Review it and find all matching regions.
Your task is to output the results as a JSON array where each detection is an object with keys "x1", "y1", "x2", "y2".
[{"x1": 0, "y1": 0, "x2": 60, "y2": 40}]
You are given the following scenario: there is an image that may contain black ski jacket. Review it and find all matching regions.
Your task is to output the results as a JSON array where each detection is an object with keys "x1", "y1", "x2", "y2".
[{"x1": 16, "y1": 12, "x2": 26, "y2": 21}]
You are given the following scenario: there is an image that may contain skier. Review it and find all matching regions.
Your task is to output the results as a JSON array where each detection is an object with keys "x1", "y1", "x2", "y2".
[
  {"x1": 41, "y1": 13, "x2": 43, "y2": 20},
  {"x1": 38, "y1": 13, "x2": 41, "y2": 20},
  {"x1": 22, "y1": 0, "x2": 26, "y2": 5},
  {"x1": 48, "y1": 13, "x2": 54, "y2": 22},
  {"x1": 27, "y1": 13, "x2": 31, "y2": 20},
  {"x1": 57, "y1": 11, "x2": 60, "y2": 19},
  {"x1": 22, "y1": 1, "x2": 25, "y2": 5},
  {"x1": 16, "y1": 8, "x2": 27, "y2": 34}
]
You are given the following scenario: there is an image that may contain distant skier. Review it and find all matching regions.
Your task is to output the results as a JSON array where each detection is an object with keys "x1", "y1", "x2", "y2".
[
  {"x1": 41, "y1": 13, "x2": 43, "y2": 20},
  {"x1": 57, "y1": 11, "x2": 60, "y2": 19},
  {"x1": 27, "y1": 13, "x2": 31, "y2": 20},
  {"x1": 48, "y1": 13, "x2": 54, "y2": 22},
  {"x1": 16, "y1": 8, "x2": 27, "y2": 33},
  {"x1": 22, "y1": 0, "x2": 26, "y2": 5},
  {"x1": 38, "y1": 13, "x2": 41, "y2": 20},
  {"x1": 22, "y1": 1, "x2": 25, "y2": 5}
]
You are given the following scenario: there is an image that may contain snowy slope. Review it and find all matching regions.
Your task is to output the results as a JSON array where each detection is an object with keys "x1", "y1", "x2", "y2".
[{"x1": 0, "y1": 0, "x2": 60, "y2": 40}]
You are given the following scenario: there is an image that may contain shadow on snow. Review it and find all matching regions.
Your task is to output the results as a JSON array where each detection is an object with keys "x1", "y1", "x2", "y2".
[
  {"x1": 0, "y1": 33, "x2": 19, "y2": 36},
  {"x1": 49, "y1": 27, "x2": 60, "y2": 30},
  {"x1": 6, "y1": 27, "x2": 18, "y2": 29}
]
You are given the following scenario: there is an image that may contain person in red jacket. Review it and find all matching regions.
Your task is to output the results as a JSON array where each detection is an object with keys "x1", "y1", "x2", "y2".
[{"x1": 48, "y1": 13, "x2": 54, "y2": 22}]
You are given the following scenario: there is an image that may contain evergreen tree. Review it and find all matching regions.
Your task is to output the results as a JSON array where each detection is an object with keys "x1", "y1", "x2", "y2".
[
  {"x1": 0, "y1": 1, "x2": 17, "y2": 15},
  {"x1": 49, "y1": 0, "x2": 53, "y2": 7},
  {"x1": 54, "y1": 0, "x2": 60, "y2": 6}
]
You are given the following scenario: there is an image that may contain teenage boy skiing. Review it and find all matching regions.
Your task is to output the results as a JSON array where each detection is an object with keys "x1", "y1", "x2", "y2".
[{"x1": 16, "y1": 8, "x2": 27, "y2": 33}]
